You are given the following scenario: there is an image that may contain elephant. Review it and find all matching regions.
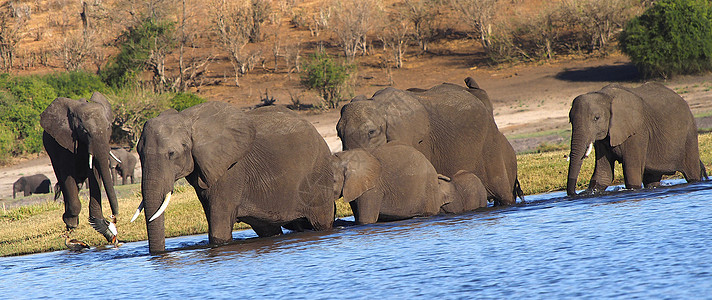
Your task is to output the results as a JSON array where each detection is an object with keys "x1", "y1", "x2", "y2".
[
  {"x1": 41, "y1": 92, "x2": 119, "y2": 244},
  {"x1": 567, "y1": 82, "x2": 707, "y2": 196},
  {"x1": 337, "y1": 77, "x2": 522, "y2": 206},
  {"x1": 13, "y1": 174, "x2": 52, "y2": 198},
  {"x1": 109, "y1": 147, "x2": 138, "y2": 185},
  {"x1": 134, "y1": 102, "x2": 336, "y2": 253},
  {"x1": 333, "y1": 143, "x2": 488, "y2": 224}
]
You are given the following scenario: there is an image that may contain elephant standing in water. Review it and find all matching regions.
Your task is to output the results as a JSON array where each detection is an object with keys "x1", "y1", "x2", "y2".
[
  {"x1": 41, "y1": 92, "x2": 119, "y2": 244},
  {"x1": 337, "y1": 77, "x2": 521, "y2": 206},
  {"x1": 13, "y1": 174, "x2": 52, "y2": 198},
  {"x1": 110, "y1": 148, "x2": 138, "y2": 185},
  {"x1": 567, "y1": 83, "x2": 707, "y2": 196},
  {"x1": 135, "y1": 103, "x2": 336, "y2": 253},
  {"x1": 333, "y1": 143, "x2": 488, "y2": 224}
]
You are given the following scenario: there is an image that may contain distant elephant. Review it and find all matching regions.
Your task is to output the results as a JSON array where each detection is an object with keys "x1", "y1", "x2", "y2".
[
  {"x1": 134, "y1": 102, "x2": 335, "y2": 254},
  {"x1": 337, "y1": 77, "x2": 521, "y2": 206},
  {"x1": 109, "y1": 148, "x2": 137, "y2": 185},
  {"x1": 13, "y1": 174, "x2": 52, "y2": 199},
  {"x1": 41, "y1": 92, "x2": 119, "y2": 244},
  {"x1": 333, "y1": 143, "x2": 488, "y2": 224},
  {"x1": 567, "y1": 83, "x2": 707, "y2": 196}
]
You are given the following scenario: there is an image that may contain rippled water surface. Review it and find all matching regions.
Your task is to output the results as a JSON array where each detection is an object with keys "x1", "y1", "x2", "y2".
[{"x1": 2, "y1": 180, "x2": 712, "y2": 299}]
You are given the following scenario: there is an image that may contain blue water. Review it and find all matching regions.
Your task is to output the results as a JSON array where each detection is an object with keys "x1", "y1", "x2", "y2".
[{"x1": 1, "y1": 180, "x2": 711, "y2": 299}]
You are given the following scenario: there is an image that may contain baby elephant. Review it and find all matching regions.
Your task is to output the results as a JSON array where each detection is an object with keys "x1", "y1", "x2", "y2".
[
  {"x1": 13, "y1": 174, "x2": 52, "y2": 199},
  {"x1": 333, "y1": 143, "x2": 487, "y2": 224}
]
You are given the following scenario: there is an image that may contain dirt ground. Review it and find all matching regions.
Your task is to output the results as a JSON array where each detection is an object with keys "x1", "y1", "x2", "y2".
[{"x1": 3, "y1": 54, "x2": 712, "y2": 204}]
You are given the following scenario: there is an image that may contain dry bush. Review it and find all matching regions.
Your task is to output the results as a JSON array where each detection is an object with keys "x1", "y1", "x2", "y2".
[
  {"x1": 450, "y1": 0, "x2": 499, "y2": 52},
  {"x1": 209, "y1": 0, "x2": 256, "y2": 86},
  {"x1": 559, "y1": 0, "x2": 641, "y2": 53},
  {"x1": 0, "y1": 2, "x2": 28, "y2": 72},
  {"x1": 378, "y1": 10, "x2": 411, "y2": 69},
  {"x1": 403, "y1": 0, "x2": 443, "y2": 53},
  {"x1": 328, "y1": 0, "x2": 383, "y2": 62}
]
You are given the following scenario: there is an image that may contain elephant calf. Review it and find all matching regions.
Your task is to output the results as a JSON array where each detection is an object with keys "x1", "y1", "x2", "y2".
[
  {"x1": 13, "y1": 174, "x2": 52, "y2": 198},
  {"x1": 333, "y1": 143, "x2": 487, "y2": 225}
]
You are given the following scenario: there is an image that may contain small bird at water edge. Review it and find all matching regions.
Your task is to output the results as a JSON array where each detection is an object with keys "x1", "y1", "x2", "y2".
[{"x1": 61, "y1": 233, "x2": 90, "y2": 252}]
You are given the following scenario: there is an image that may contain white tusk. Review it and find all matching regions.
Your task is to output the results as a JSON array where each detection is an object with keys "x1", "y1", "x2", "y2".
[
  {"x1": 89, "y1": 154, "x2": 93, "y2": 169},
  {"x1": 584, "y1": 143, "x2": 593, "y2": 158},
  {"x1": 109, "y1": 151, "x2": 122, "y2": 164},
  {"x1": 130, "y1": 201, "x2": 144, "y2": 222},
  {"x1": 149, "y1": 192, "x2": 172, "y2": 222}
]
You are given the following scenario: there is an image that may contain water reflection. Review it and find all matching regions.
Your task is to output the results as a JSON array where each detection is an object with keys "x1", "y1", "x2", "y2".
[{"x1": 1, "y1": 180, "x2": 711, "y2": 298}]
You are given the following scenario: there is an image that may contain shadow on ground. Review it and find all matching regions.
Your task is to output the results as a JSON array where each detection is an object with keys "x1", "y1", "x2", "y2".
[{"x1": 555, "y1": 63, "x2": 640, "y2": 82}]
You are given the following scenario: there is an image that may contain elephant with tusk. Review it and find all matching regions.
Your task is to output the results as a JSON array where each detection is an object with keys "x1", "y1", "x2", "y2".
[{"x1": 134, "y1": 102, "x2": 336, "y2": 254}]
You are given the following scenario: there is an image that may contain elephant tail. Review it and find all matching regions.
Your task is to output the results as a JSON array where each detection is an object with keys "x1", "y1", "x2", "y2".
[
  {"x1": 513, "y1": 178, "x2": 525, "y2": 203},
  {"x1": 701, "y1": 160, "x2": 709, "y2": 181}
]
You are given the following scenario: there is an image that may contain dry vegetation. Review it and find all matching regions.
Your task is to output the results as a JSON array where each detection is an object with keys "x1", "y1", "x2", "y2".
[{"x1": 1, "y1": 0, "x2": 647, "y2": 107}]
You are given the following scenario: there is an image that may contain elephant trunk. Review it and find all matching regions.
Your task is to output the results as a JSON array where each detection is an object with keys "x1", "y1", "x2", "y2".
[
  {"x1": 567, "y1": 131, "x2": 593, "y2": 196},
  {"x1": 92, "y1": 148, "x2": 119, "y2": 217},
  {"x1": 141, "y1": 174, "x2": 173, "y2": 254}
]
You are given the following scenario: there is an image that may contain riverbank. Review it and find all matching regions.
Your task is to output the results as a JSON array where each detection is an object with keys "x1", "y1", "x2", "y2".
[{"x1": 2, "y1": 132, "x2": 710, "y2": 256}]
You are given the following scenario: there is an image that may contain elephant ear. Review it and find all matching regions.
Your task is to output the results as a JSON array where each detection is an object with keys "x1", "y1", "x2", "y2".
[
  {"x1": 40, "y1": 97, "x2": 81, "y2": 152},
  {"x1": 336, "y1": 149, "x2": 381, "y2": 203},
  {"x1": 190, "y1": 102, "x2": 256, "y2": 188},
  {"x1": 87, "y1": 92, "x2": 113, "y2": 123},
  {"x1": 604, "y1": 85, "x2": 645, "y2": 147},
  {"x1": 374, "y1": 88, "x2": 430, "y2": 146}
]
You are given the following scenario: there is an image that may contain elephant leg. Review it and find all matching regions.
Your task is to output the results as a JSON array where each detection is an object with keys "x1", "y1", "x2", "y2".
[
  {"x1": 621, "y1": 161, "x2": 644, "y2": 190},
  {"x1": 24, "y1": 190, "x2": 31, "y2": 197},
  {"x1": 681, "y1": 132, "x2": 703, "y2": 182},
  {"x1": 643, "y1": 172, "x2": 663, "y2": 188},
  {"x1": 307, "y1": 202, "x2": 335, "y2": 231},
  {"x1": 250, "y1": 222, "x2": 284, "y2": 237},
  {"x1": 351, "y1": 191, "x2": 382, "y2": 225},
  {"x1": 60, "y1": 176, "x2": 81, "y2": 230},
  {"x1": 588, "y1": 145, "x2": 615, "y2": 192}
]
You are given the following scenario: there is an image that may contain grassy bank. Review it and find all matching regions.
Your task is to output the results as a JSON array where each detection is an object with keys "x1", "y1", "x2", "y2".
[{"x1": 2, "y1": 132, "x2": 711, "y2": 256}]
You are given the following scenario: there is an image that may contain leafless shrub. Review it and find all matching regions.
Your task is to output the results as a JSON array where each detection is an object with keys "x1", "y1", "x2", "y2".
[
  {"x1": 378, "y1": 11, "x2": 411, "y2": 69},
  {"x1": 0, "y1": 2, "x2": 28, "y2": 72},
  {"x1": 450, "y1": 0, "x2": 499, "y2": 53},
  {"x1": 58, "y1": 31, "x2": 94, "y2": 71},
  {"x1": 403, "y1": 0, "x2": 442, "y2": 53},
  {"x1": 209, "y1": 0, "x2": 254, "y2": 86},
  {"x1": 328, "y1": 0, "x2": 383, "y2": 62},
  {"x1": 560, "y1": 0, "x2": 640, "y2": 53},
  {"x1": 249, "y1": 0, "x2": 271, "y2": 42},
  {"x1": 309, "y1": 7, "x2": 330, "y2": 37}
]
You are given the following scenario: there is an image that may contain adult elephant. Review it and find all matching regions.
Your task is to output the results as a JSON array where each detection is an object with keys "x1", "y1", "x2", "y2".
[
  {"x1": 567, "y1": 83, "x2": 707, "y2": 196},
  {"x1": 110, "y1": 148, "x2": 138, "y2": 185},
  {"x1": 333, "y1": 143, "x2": 488, "y2": 224},
  {"x1": 134, "y1": 102, "x2": 335, "y2": 253},
  {"x1": 337, "y1": 77, "x2": 521, "y2": 206},
  {"x1": 41, "y1": 92, "x2": 119, "y2": 244},
  {"x1": 13, "y1": 174, "x2": 52, "y2": 198}
]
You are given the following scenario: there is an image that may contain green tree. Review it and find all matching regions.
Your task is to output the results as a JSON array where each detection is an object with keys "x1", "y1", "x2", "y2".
[
  {"x1": 620, "y1": 0, "x2": 712, "y2": 78},
  {"x1": 301, "y1": 52, "x2": 352, "y2": 109}
]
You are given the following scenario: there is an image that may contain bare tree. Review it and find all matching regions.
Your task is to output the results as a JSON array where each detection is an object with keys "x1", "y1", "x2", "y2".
[
  {"x1": 329, "y1": 0, "x2": 382, "y2": 62},
  {"x1": 0, "y1": 2, "x2": 28, "y2": 72},
  {"x1": 561, "y1": 0, "x2": 639, "y2": 52},
  {"x1": 210, "y1": 0, "x2": 259, "y2": 86},
  {"x1": 450, "y1": 0, "x2": 499, "y2": 52},
  {"x1": 403, "y1": 0, "x2": 442, "y2": 53},
  {"x1": 379, "y1": 11, "x2": 411, "y2": 69}
]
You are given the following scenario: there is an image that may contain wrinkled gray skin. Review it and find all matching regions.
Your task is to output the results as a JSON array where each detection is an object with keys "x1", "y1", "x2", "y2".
[
  {"x1": 567, "y1": 83, "x2": 706, "y2": 196},
  {"x1": 337, "y1": 77, "x2": 520, "y2": 206},
  {"x1": 438, "y1": 170, "x2": 488, "y2": 214},
  {"x1": 110, "y1": 148, "x2": 138, "y2": 185},
  {"x1": 333, "y1": 143, "x2": 488, "y2": 224},
  {"x1": 13, "y1": 174, "x2": 52, "y2": 199},
  {"x1": 41, "y1": 92, "x2": 119, "y2": 242},
  {"x1": 137, "y1": 102, "x2": 335, "y2": 253}
]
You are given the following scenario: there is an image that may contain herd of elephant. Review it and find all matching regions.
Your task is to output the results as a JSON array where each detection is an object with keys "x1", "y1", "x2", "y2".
[{"x1": 34, "y1": 77, "x2": 706, "y2": 253}]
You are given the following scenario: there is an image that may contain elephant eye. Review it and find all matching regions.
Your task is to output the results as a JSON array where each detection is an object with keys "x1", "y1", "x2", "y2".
[
  {"x1": 594, "y1": 116, "x2": 600, "y2": 121},
  {"x1": 368, "y1": 129, "x2": 377, "y2": 137},
  {"x1": 168, "y1": 151, "x2": 176, "y2": 159}
]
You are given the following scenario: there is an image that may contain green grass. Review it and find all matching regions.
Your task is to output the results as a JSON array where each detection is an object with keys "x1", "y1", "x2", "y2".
[{"x1": 2, "y1": 132, "x2": 711, "y2": 256}]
